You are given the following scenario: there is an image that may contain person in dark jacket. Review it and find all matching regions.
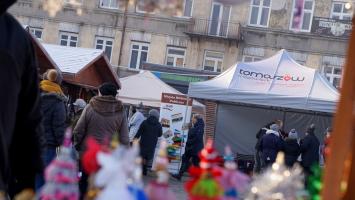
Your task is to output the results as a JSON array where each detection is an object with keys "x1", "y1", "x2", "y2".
[
  {"x1": 134, "y1": 109, "x2": 162, "y2": 176},
  {"x1": 300, "y1": 124, "x2": 320, "y2": 175},
  {"x1": 172, "y1": 115, "x2": 205, "y2": 181},
  {"x1": 284, "y1": 129, "x2": 300, "y2": 167},
  {"x1": 73, "y1": 82, "x2": 129, "y2": 200},
  {"x1": 255, "y1": 121, "x2": 274, "y2": 173},
  {"x1": 259, "y1": 124, "x2": 284, "y2": 168},
  {"x1": 36, "y1": 69, "x2": 67, "y2": 190},
  {"x1": 0, "y1": 1, "x2": 43, "y2": 197}
]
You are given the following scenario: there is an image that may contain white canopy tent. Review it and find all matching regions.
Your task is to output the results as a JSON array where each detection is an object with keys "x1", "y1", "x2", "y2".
[
  {"x1": 188, "y1": 49, "x2": 339, "y2": 155},
  {"x1": 189, "y1": 49, "x2": 339, "y2": 113},
  {"x1": 118, "y1": 70, "x2": 205, "y2": 111}
]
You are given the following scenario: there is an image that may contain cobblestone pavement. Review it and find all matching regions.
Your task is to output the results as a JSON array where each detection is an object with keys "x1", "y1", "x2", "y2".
[{"x1": 143, "y1": 173, "x2": 188, "y2": 200}]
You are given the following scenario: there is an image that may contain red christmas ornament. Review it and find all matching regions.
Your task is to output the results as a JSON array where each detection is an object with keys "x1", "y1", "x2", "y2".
[
  {"x1": 82, "y1": 137, "x2": 108, "y2": 174},
  {"x1": 185, "y1": 139, "x2": 224, "y2": 200}
]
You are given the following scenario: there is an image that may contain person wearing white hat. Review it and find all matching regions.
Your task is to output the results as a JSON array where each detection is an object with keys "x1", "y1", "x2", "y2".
[
  {"x1": 71, "y1": 99, "x2": 87, "y2": 128},
  {"x1": 284, "y1": 129, "x2": 300, "y2": 167}
]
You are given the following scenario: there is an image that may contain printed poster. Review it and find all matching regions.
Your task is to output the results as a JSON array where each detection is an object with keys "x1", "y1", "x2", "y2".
[{"x1": 152, "y1": 93, "x2": 192, "y2": 174}]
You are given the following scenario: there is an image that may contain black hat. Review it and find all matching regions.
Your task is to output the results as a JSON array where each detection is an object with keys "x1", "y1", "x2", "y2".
[{"x1": 99, "y1": 82, "x2": 117, "y2": 96}]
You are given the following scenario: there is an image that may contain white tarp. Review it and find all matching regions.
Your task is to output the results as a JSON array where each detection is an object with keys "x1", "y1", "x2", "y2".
[
  {"x1": 188, "y1": 49, "x2": 339, "y2": 113},
  {"x1": 118, "y1": 71, "x2": 205, "y2": 109}
]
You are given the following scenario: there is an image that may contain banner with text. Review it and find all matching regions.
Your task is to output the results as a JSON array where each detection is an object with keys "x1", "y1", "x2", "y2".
[
  {"x1": 152, "y1": 93, "x2": 192, "y2": 174},
  {"x1": 229, "y1": 52, "x2": 315, "y2": 96}
]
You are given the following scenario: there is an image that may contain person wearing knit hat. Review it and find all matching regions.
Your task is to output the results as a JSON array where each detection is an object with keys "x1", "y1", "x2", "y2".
[
  {"x1": 259, "y1": 123, "x2": 284, "y2": 167},
  {"x1": 284, "y1": 129, "x2": 300, "y2": 167},
  {"x1": 134, "y1": 109, "x2": 163, "y2": 176},
  {"x1": 36, "y1": 69, "x2": 67, "y2": 190}
]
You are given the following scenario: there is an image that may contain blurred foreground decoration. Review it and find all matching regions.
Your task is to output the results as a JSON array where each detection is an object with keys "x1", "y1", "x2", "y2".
[
  {"x1": 321, "y1": 17, "x2": 355, "y2": 200},
  {"x1": 42, "y1": 0, "x2": 83, "y2": 17},
  {"x1": 136, "y1": 0, "x2": 183, "y2": 16},
  {"x1": 244, "y1": 152, "x2": 305, "y2": 200}
]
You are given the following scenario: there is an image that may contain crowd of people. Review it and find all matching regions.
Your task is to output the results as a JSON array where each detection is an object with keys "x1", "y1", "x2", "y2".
[{"x1": 254, "y1": 119, "x2": 330, "y2": 179}]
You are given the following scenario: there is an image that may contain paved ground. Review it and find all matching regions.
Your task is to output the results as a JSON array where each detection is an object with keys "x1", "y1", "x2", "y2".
[{"x1": 143, "y1": 172, "x2": 188, "y2": 200}]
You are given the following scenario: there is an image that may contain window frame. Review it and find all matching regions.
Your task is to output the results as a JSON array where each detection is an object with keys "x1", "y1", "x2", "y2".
[
  {"x1": 129, "y1": 42, "x2": 149, "y2": 70},
  {"x1": 208, "y1": 1, "x2": 232, "y2": 37},
  {"x1": 203, "y1": 50, "x2": 224, "y2": 72},
  {"x1": 330, "y1": 1, "x2": 352, "y2": 20},
  {"x1": 242, "y1": 55, "x2": 263, "y2": 62},
  {"x1": 30, "y1": 27, "x2": 43, "y2": 40},
  {"x1": 59, "y1": 31, "x2": 78, "y2": 47},
  {"x1": 95, "y1": 36, "x2": 114, "y2": 62},
  {"x1": 289, "y1": 0, "x2": 315, "y2": 32},
  {"x1": 182, "y1": 0, "x2": 194, "y2": 17},
  {"x1": 322, "y1": 64, "x2": 342, "y2": 89},
  {"x1": 165, "y1": 47, "x2": 186, "y2": 67},
  {"x1": 248, "y1": 0, "x2": 272, "y2": 28},
  {"x1": 99, "y1": 0, "x2": 119, "y2": 9}
]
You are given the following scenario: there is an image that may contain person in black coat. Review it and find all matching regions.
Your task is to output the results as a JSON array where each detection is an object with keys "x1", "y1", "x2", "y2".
[
  {"x1": 300, "y1": 124, "x2": 320, "y2": 175},
  {"x1": 284, "y1": 129, "x2": 300, "y2": 167},
  {"x1": 134, "y1": 109, "x2": 162, "y2": 175},
  {"x1": 259, "y1": 124, "x2": 284, "y2": 168},
  {"x1": 255, "y1": 121, "x2": 274, "y2": 173},
  {"x1": 173, "y1": 115, "x2": 205, "y2": 181},
  {"x1": 36, "y1": 69, "x2": 67, "y2": 190},
  {"x1": 0, "y1": 1, "x2": 43, "y2": 197}
]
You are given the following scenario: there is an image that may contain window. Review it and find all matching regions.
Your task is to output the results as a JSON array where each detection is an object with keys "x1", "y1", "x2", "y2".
[
  {"x1": 183, "y1": 0, "x2": 193, "y2": 17},
  {"x1": 99, "y1": 0, "x2": 118, "y2": 9},
  {"x1": 203, "y1": 51, "x2": 224, "y2": 72},
  {"x1": 30, "y1": 27, "x2": 43, "y2": 39},
  {"x1": 209, "y1": 2, "x2": 231, "y2": 37},
  {"x1": 290, "y1": 0, "x2": 314, "y2": 32},
  {"x1": 322, "y1": 56, "x2": 344, "y2": 89},
  {"x1": 95, "y1": 37, "x2": 113, "y2": 61},
  {"x1": 242, "y1": 47, "x2": 264, "y2": 62},
  {"x1": 59, "y1": 32, "x2": 78, "y2": 47},
  {"x1": 323, "y1": 65, "x2": 342, "y2": 88},
  {"x1": 166, "y1": 47, "x2": 186, "y2": 67},
  {"x1": 243, "y1": 55, "x2": 262, "y2": 62},
  {"x1": 331, "y1": 2, "x2": 352, "y2": 20},
  {"x1": 249, "y1": 0, "x2": 271, "y2": 27},
  {"x1": 129, "y1": 42, "x2": 149, "y2": 69}
]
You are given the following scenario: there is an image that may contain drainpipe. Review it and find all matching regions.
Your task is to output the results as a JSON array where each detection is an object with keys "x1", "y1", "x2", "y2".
[{"x1": 117, "y1": 0, "x2": 130, "y2": 71}]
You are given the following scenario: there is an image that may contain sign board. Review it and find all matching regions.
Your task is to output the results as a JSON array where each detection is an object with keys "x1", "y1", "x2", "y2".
[
  {"x1": 152, "y1": 93, "x2": 192, "y2": 174},
  {"x1": 152, "y1": 71, "x2": 210, "y2": 84},
  {"x1": 311, "y1": 17, "x2": 352, "y2": 37}
]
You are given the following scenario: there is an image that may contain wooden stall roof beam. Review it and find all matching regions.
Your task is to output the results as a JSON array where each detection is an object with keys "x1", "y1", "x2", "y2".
[{"x1": 322, "y1": 18, "x2": 355, "y2": 200}]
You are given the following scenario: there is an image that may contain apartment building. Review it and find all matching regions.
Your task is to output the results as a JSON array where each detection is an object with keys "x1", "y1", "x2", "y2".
[{"x1": 9, "y1": 0, "x2": 350, "y2": 88}]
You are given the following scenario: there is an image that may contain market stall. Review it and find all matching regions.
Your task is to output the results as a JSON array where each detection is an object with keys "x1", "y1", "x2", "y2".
[
  {"x1": 188, "y1": 49, "x2": 339, "y2": 155},
  {"x1": 28, "y1": 31, "x2": 120, "y2": 101},
  {"x1": 118, "y1": 70, "x2": 205, "y2": 114}
]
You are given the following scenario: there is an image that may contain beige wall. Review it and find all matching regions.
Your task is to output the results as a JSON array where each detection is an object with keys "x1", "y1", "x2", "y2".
[
  {"x1": 42, "y1": 21, "x2": 60, "y2": 44},
  {"x1": 149, "y1": 34, "x2": 168, "y2": 64},
  {"x1": 230, "y1": 0, "x2": 250, "y2": 25},
  {"x1": 314, "y1": 0, "x2": 332, "y2": 18},
  {"x1": 269, "y1": 0, "x2": 292, "y2": 29},
  {"x1": 193, "y1": 0, "x2": 213, "y2": 19},
  {"x1": 111, "y1": 31, "x2": 122, "y2": 66},
  {"x1": 79, "y1": 25, "x2": 95, "y2": 48},
  {"x1": 306, "y1": 54, "x2": 322, "y2": 69}
]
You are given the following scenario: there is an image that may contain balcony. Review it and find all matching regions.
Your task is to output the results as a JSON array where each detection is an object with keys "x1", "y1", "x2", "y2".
[{"x1": 185, "y1": 18, "x2": 241, "y2": 42}]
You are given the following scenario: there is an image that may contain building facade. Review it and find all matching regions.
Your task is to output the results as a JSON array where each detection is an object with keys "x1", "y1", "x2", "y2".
[{"x1": 9, "y1": 0, "x2": 350, "y2": 88}]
